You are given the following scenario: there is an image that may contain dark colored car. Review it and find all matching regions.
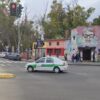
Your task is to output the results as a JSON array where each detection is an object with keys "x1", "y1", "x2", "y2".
[{"x1": 5, "y1": 53, "x2": 21, "y2": 61}]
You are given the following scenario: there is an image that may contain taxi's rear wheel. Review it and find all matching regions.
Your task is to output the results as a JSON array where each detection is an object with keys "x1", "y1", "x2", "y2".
[
  {"x1": 53, "y1": 67, "x2": 60, "y2": 73},
  {"x1": 27, "y1": 66, "x2": 34, "y2": 72}
]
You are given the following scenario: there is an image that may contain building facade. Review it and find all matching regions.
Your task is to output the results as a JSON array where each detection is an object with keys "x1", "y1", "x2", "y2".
[
  {"x1": 66, "y1": 26, "x2": 100, "y2": 62},
  {"x1": 32, "y1": 39, "x2": 65, "y2": 60},
  {"x1": 45, "y1": 39, "x2": 65, "y2": 58}
]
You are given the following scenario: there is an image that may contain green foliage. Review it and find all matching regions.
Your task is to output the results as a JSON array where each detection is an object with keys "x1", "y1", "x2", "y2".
[
  {"x1": 0, "y1": 0, "x2": 35, "y2": 52},
  {"x1": 41, "y1": 0, "x2": 95, "y2": 39},
  {"x1": 0, "y1": 1, "x2": 16, "y2": 50},
  {"x1": 67, "y1": 5, "x2": 95, "y2": 28},
  {"x1": 45, "y1": 0, "x2": 66, "y2": 39},
  {"x1": 92, "y1": 16, "x2": 100, "y2": 25},
  {"x1": 20, "y1": 21, "x2": 35, "y2": 51}
]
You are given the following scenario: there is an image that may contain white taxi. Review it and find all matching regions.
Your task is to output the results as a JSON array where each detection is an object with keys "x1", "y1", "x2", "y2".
[{"x1": 25, "y1": 56, "x2": 68, "y2": 73}]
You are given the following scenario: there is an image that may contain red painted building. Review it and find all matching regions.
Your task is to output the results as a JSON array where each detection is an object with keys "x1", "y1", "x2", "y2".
[
  {"x1": 32, "y1": 39, "x2": 66, "y2": 60},
  {"x1": 45, "y1": 39, "x2": 65, "y2": 58}
]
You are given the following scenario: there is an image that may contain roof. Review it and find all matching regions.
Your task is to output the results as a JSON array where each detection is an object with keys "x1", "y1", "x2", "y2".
[{"x1": 45, "y1": 39, "x2": 65, "y2": 42}]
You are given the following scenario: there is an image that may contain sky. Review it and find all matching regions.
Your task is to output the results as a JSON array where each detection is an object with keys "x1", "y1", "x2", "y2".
[{"x1": 20, "y1": 0, "x2": 100, "y2": 22}]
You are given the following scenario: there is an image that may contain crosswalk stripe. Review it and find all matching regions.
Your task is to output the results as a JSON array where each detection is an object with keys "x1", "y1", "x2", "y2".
[
  {"x1": 0, "y1": 60, "x2": 28, "y2": 64},
  {"x1": 0, "y1": 64, "x2": 5, "y2": 67}
]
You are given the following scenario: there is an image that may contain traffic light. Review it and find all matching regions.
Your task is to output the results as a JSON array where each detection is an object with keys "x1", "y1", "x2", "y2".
[
  {"x1": 10, "y1": 3, "x2": 17, "y2": 16},
  {"x1": 16, "y1": 4, "x2": 23, "y2": 17}
]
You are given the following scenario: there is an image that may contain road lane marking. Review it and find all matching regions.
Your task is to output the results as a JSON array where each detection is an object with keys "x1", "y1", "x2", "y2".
[
  {"x1": 0, "y1": 73, "x2": 16, "y2": 79},
  {"x1": 0, "y1": 60, "x2": 27, "y2": 64}
]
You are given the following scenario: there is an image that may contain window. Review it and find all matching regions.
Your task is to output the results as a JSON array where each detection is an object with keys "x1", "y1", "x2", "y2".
[
  {"x1": 49, "y1": 42, "x2": 51, "y2": 46},
  {"x1": 46, "y1": 58, "x2": 54, "y2": 63},
  {"x1": 47, "y1": 49, "x2": 53, "y2": 56},
  {"x1": 36, "y1": 58, "x2": 45, "y2": 63},
  {"x1": 57, "y1": 42, "x2": 59, "y2": 45},
  {"x1": 55, "y1": 49, "x2": 61, "y2": 56}
]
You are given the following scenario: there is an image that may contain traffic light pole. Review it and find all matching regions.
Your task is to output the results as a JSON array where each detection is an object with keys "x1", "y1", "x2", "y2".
[
  {"x1": 17, "y1": 20, "x2": 21, "y2": 54},
  {"x1": 10, "y1": 2, "x2": 23, "y2": 54},
  {"x1": 17, "y1": 4, "x2": 23, "y2": 54}
]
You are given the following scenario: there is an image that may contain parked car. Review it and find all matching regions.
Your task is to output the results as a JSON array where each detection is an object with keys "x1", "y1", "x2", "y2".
[
  {"x1": 0, "y1": 52, "x2": 7, "y2": 58},
  {"x1": 5, "y1": 53, "x2": 21, "y2": 61},
  {"x1": 25, "y1": 56, "x2": 68, "y2": 73}
]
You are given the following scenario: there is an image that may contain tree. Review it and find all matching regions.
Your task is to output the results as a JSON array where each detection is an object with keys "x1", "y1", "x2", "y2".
[
  {"x1": 19, "y1": 20, "x2": 35, "y2": 51},
  {"x1": 45, "y1": 0, "x2": 66, "y2": 39},
  {"x1": 0, "y1": 0, "x2": 35, "y2": 52},
  {"x1": 0, "y1": 0, "x2": 28, "y2": 52},
  {"x1": 40, "y1": 0, "x2": 95, "y2": 39},
  {"x1": 19, "y1": 7, "x2": 35, "y2": 51},
  {"x1": 92, "y1": 16, "x2": 100, "y2": 25},
  {"x1": 0, "y1": 0, "x2": 17, "y2": 51},
  {"x1": 65, "y1": 4, "x2": 95, "y2": 38}
]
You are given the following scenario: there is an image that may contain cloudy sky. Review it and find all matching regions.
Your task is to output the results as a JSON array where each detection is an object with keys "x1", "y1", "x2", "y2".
[{"x1": 21, "y1": 0, "x2": 100, "y2": 21}]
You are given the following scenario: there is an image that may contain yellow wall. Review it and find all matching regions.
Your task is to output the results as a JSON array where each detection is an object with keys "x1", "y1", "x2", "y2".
[
  {"x1": 42, "y1": 41, "x2": 48, "y2": 48},
  {"x1": 32, "y1": 41, "x2": 48, "y2": 49}
]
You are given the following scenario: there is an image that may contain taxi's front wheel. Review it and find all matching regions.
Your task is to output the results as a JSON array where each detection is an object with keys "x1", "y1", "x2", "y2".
[
  {"x1": 53, "y1": 67, "x2": 60, "y2": 73},
  {"x1": 27, "y1": 66, "x2": 34, "y2": 72}
]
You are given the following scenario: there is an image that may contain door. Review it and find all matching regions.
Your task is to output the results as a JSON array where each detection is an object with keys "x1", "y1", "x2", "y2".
[
  {"x1": 42, "y1": 57, "x2": 54, "y2": 71},
  {"x1": 35, "y1": 58, "x2": 46, "y2": 71},
  {"x1": 83, "y1": 48, "x2": 91, "y2": 60}
]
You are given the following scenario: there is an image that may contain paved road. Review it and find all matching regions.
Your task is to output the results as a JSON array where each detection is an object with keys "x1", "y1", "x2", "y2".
[{"x1": 0, "y1": 58, "x2": 100, "y2": 100}]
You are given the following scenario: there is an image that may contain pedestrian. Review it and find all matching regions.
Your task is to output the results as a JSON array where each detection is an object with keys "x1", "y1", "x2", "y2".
[
  {"x1": 76, "y1": 52, "x2": 80, "y2": 62},
  {"x1": 64, "y1": 53, "x2": 67, "y2": 61},
  {"x1": 93, "y1": 51, "x2": 95, "y2": 62},
  {"x1": 72, "y1": 54, "x2": 75, "y2": 62}
]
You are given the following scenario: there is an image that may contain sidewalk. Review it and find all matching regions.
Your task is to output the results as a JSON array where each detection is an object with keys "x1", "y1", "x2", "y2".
[
  {"x1": 23, "y1": 58, "x2": 100, "y2": 66},
  {"x1": 68, "y1": 61, "x2": 100, "y2": 66}
]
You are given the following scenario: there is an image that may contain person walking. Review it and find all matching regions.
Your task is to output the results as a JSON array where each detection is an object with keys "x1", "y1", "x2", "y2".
[
  {"x1": 64, "y1": 53, "x2": 67, "y2": 61},
  {"x1": 72, "y1": 54, "x2": 75, "y2": 62}
]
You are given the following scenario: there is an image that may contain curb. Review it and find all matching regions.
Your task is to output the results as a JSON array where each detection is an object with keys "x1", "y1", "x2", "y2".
[
  {"x1": 68, "y1": 63, "x2": 100, "y2": 66},
  {"x1": 0, "y1": 73, "x2": 16, "y2": 79}
]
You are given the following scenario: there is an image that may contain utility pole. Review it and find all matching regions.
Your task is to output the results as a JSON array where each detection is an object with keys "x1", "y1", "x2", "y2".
[
  {"x1": 16, "y1": 3, "x2": 23, "y2": 54},
  {"x1": 10, "y1": 1, "x2": 23, "y2": 53},
  {"x1": 17, "y1": 20, "x2": 21, "y2": 54}
]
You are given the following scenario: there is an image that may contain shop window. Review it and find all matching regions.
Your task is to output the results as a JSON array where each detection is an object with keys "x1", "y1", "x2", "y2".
[
  {"x1": 47, "y1": 49, "x2": 53, "y2": 56},
  {"x1": 55, "y1": 49, "x2": 61, "y2": 57}
]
